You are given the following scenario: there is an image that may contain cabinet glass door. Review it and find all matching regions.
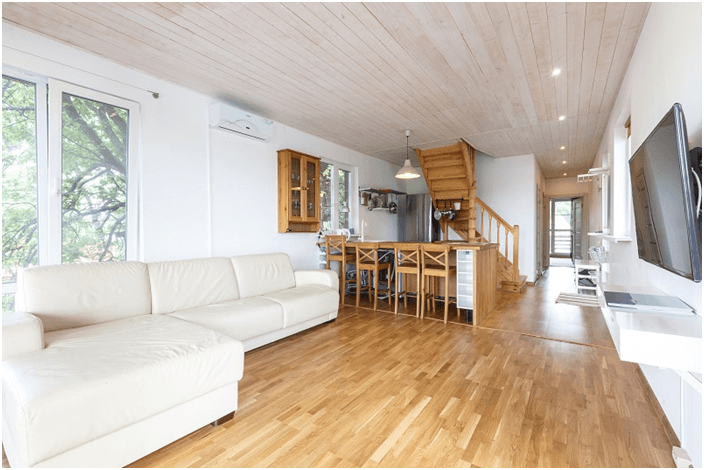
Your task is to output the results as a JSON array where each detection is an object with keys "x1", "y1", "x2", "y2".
[
  {"x1": 290, "y1": 155, "x2": 302, "y2": 219},
  {"x1": 306, "y1": 159, "x2": 317, "y2": 220}
]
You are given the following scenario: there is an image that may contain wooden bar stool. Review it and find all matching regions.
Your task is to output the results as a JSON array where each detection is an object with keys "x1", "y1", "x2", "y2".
[
  {"x1": 325, "y1": 235, "x2": 355, "y2": 305},
  {"x1": 356, "y1": 242, "x2": 392, "y2": 311},
  {"x1": 421, "y1": 244, "x2": 456, "y2": 323},
  {"x1": 394, "y1": 243, "x2": 421, "y2": 317}
]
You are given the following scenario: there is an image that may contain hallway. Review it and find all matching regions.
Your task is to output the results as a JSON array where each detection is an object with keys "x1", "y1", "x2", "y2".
[
  {"x1": 354, "y1": 265, "x2": 614, "y2": 350},
  {"x1": 480, "y1": 266, "x2": 613, "y2": 349}
]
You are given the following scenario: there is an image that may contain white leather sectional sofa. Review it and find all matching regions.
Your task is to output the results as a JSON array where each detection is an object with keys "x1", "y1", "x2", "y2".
[{"x1": 2, "y1": 253, "x2": 338, "y2": 468}]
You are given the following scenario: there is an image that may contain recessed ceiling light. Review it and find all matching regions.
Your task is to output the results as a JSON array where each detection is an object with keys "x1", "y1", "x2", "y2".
[
  {"x1": 562, "y1": 161, "x2": 567, "y2": 164},
  {"x1": 552, "y1": 68, "x2": 561, "y2": 76},
  {"x1": 560, "y1": 146, "x2": 566, "y2": 150},
  {"x1": 563, "y1": 173, "x2": 567, "y2": 176},
  {"x1": 558, "y1": 115, "x2": 566, "y2": 121}
]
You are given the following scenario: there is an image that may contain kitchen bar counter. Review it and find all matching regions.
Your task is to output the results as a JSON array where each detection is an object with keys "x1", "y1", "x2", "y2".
[{"x1": 319, "y1": 239, "x2": 499, "y2": 325}]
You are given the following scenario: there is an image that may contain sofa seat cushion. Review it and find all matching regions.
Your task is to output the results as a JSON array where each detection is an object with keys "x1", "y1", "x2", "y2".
[
  {"x1": 169, "y1": 297, "x2": 284, "y2": 341},
  {"x1": 2, "y1": 315, "x2": 243, "y2": 467},
  {"x1": 261, "y1": 285, "x2": 338, "y2": 327}
]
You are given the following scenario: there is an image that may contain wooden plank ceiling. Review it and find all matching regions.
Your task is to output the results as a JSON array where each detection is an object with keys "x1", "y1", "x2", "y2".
[{"x1": 2, "y1": 2, "x2": 650, "y2": 178}]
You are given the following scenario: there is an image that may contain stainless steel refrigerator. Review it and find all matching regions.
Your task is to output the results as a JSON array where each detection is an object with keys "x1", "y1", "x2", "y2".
[{"x1": 397, "y1": 194, "x2": 441, "y2": 242}]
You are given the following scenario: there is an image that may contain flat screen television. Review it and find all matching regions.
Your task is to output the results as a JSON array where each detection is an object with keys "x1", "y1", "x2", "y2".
[{"x1": 629, "y1": 103, "x2": 702, "y2": 282}]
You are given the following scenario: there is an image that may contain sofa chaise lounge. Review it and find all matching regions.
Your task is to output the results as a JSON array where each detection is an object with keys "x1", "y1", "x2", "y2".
[{"x1": 2, "y1": 253, "x2": 338, "y2": 468}]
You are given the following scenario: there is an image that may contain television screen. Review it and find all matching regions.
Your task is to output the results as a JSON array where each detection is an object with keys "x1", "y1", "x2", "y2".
[{"x1": 629, "y1": 103, "x2": 701, "y2": 282}]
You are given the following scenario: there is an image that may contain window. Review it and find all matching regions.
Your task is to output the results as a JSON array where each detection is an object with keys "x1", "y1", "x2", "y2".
[
  {"x1": 611, "y1": 116, "x2": 632, "y2": 237},
  {"x1": 319, "y1": 160, "x2": 355, "y2": 232},
  {"x1": 2, "y1": 71, "x2": 139, "y2": 312},
  {"x1": 338, "y1": 168, "x2": 351, "y2": 229},
  {"x1": 57, "y1": 90, "x2": 131, "y2": 263},
  {"x1": 2, "y1": 75, "x2": 41, "y2": 312}
]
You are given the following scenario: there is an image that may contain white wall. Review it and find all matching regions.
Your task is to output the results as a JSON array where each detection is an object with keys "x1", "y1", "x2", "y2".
[
  {"x1": 3, "y1": 24, "x2": 402, "y2": 270},
  {"x1": 476, "y1": 153, "x2": 538, "y2": 283},
  {"x1": 590, "y1": 3, "x2": 702, "y2": 465},
  {"x1": 209, "y1": 124, "x2": 402, "y2": 269}
]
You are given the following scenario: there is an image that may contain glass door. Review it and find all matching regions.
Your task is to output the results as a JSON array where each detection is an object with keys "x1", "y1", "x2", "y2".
[
  {"x1": 305, "y1": 158, "x2": 317, "y2": 220},
  {"x1": 290, "y1": 154, "x2": 302, "y2": 220},
  {"x1": 550, "y1": 199, "x2": 573, "y2": 258},
  {"x1": 571, "y1": 197, "x2": 583, "y2": 262}
]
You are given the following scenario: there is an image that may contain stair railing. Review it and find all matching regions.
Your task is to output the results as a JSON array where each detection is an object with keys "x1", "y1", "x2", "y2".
[{"x1": 474, "y1": 198, "x2": 520, "y2": 283}]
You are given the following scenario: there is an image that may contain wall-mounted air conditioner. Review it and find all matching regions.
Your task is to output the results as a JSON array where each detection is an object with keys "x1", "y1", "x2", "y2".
[{"x1": 209, "y1": 102, "x2": 273, "y2": 142}]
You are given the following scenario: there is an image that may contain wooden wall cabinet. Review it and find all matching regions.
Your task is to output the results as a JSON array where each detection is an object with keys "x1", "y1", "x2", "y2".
[{"x1": 278, "y1": 149, "x2": 320, "y2": 233}]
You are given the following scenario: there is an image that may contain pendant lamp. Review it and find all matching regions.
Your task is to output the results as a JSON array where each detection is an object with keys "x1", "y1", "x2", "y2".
[{"x1": 395, "y1": 129, "x2": 421, "y2": 179}]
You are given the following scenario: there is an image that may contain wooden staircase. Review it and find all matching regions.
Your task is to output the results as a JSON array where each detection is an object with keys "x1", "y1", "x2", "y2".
[
  {"x1": 415, "y1": 141, "x2": 527, "y2": 293},
  {"x1": 475, "y1": 198, "x2": 527, "y2": 293}
]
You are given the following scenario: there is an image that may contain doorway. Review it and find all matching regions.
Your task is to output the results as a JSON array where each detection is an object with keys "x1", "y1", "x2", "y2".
[{"x1": 549, "y1": 197, "x2": 584, "y2": 266}]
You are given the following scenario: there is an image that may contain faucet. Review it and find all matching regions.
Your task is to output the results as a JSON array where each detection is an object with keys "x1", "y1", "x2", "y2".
[{"x1": 361, "y1": 219, "x2": 367, "y2": 242}]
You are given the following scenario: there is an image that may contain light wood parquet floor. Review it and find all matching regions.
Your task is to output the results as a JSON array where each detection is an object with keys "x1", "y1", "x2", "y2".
[{"x1": 128, "y1": 268, "x2": 674, "y2": 468}]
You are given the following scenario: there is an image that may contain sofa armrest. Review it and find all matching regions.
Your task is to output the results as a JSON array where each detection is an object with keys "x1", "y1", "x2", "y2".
[
  {"x1": 2, "y1": 311, "x2": 44, "y2": 360},
  {"x1": 294, "y1": 270, "x2": 339, "y2": 290}
]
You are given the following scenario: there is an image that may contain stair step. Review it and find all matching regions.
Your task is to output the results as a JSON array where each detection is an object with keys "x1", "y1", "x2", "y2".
[
  {"x1": 431, "y1": 178, "x2": 469, "y2": 192},
  {"x1": 419, "y1": 143, "x2": 462, "y2": 158},
  {"x1": 427, "y1": 166, "x2": 467, "y2": 180},
  {"x1": 423, "y1": 157, "x2": 464, "y2": 169},
  {"x1": 434, "y1": 189, "x2": 469, "y2": 200},
  {"x1": 500, "y1": 275, "x2": 528, "y2": 293}
]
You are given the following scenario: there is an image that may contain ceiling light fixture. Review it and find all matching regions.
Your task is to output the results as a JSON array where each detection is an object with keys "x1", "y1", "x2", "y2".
[
  {"x1": 562, "y1": 161, "x2": 567, "y2": 164},
  {"x1": 395, "y1": 129, "x2": 421, "y2": 180},
  {"x1": 552, "y1": 68, "x2": 561, "y2": 76},
  {"x1": 563, "y1": 173, "x2": 567, "y2": 176},
  {"x1": 558, "y1": 115, "x2": 566, "y2": 121},
  {"x1": 560, "y1": 146, "x2": 566, "y2": 150}
]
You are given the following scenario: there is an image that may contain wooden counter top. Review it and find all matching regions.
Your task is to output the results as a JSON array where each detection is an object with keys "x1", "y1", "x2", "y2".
[
  {"x1": 318, "y1": 239, "x2": 499, "y2": 251},
  {"x1": 318, "y1": 239, "x2": 500, "y2": 326}
]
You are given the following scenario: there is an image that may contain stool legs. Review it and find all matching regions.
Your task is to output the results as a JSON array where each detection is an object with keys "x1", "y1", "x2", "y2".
[
  {"x1": 420, "y1": 274, "x2": 425, "y2": 319},
  {"x1": 415, "y1": 273, "x2": 420, "y2": 317},
  {"x1": 444, "y1": 275, "x2": 450, "y2": 324},
  {"x1": 339, "y1": 262, "x2": 345, "y2": 305},
  {"x1": 356, "y1": 266, "x2": 361, "y2": 308},
  {"x1": 394, "y1": 271, "x2": 400, "y2": 315}
]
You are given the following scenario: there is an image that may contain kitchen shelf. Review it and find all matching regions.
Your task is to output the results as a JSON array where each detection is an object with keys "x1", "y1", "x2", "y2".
[
  {"x1": 575, "y1": 260, "x2": 600, "y2": 291},
  {"x1": 359, "y1": 187, "x2": 406, "y2": 195}
]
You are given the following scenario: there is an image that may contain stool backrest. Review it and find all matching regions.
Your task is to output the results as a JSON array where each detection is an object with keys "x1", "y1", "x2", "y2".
[
  {"x1": 325, "y1": 235, "x2": 346, "y2": 259},
  {"x1": 356, "y1": 242, "x2": 381, "y2": 267},
  {"x1": 394, "y1": 243, "x2": 421, "y2": 271},
  {"x1": 421, "y1": 244, "x2": 452, "y2": 274}
]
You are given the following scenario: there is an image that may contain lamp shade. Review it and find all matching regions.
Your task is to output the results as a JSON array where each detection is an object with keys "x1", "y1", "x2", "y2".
[{"x1": 395, "y1": 158, "x2": 421, "y2": 179}]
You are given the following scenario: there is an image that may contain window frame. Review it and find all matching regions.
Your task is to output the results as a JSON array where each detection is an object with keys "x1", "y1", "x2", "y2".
[
  {"x1": 2, "y1": 69, "x2": 140, "y2": 304},
  {"x1": 48, "y1": 79, "x2": 140, "y2": 263},
  {"x1": 319, "y1": 158, "x2": 357, "y2": 233},
  {"x1": 2, "y1": 68, "x2": 48, "y2": 298},
  {"x1": 611, "y1": 115, "x2": 633, "y2": 237}
]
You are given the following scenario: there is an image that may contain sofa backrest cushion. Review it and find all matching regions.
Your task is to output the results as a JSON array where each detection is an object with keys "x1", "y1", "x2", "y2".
[
  {"x1": 148, "y1": 257, "x2": 240, "y2": 314},
  {"x1": 16, "y1": 261, "x2": 151, "y2": 332},
  {"x1": 230, "y1": 253, "x2": 295, "y2": 298}
]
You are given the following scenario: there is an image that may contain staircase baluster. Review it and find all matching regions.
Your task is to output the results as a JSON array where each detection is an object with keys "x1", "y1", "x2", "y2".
[{"x1": 480, "y1": 208, "x2": 485, "y2": 238}]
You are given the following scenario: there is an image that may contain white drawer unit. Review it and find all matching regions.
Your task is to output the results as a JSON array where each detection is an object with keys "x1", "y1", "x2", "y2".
[{"x1": 456, "y1": 250, "x2": 474, "y2": 310}]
